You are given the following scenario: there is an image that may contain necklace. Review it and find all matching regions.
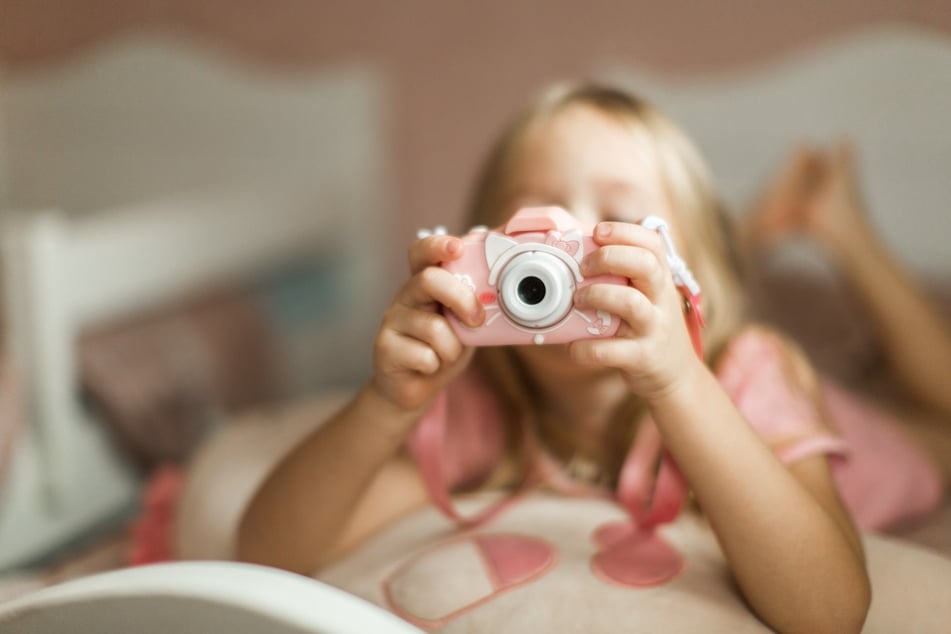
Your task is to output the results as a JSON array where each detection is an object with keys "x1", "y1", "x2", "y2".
[
  {"x1": 562, "y1": 453, "x2": 611, "y2": 488},
  {"x1": 532, "y1": 400, "x2": 646, "y2": 492}
]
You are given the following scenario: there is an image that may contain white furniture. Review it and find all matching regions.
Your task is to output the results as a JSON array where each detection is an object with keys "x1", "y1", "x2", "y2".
[
  {"x1": 0, "y1": 561, "x2": 424, "y2": 634},
  {"x1": 0, "y1": 38, "x2": 391, "y2": 571}
]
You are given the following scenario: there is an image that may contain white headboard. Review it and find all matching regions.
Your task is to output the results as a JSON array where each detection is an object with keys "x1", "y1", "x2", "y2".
[
  {"x1": 0, "y1": 37, "x2": 392, "y2": 569},
  {"x1": 605, "y1": 26, "x2": 951, "y2": 277}
]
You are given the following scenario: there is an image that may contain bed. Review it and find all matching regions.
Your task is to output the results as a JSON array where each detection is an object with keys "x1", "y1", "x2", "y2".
[
  {"x1": 1, "y1": 24, "x2": 951, "y2": 634},
  {"x1": 0, "y1": 36, "x2": 392, "y2": 571}
]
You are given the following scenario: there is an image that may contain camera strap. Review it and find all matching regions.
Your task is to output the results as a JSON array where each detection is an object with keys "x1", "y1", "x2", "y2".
[
  {"x1": 615, "y1": 215, "x2": 704, "y2": 527},
  {"x1": 639, "y1": 215, "x2": 706, "y2": 358},
  {"x1": 412, "y1": 390, "x2": 545, "y2": 527}
]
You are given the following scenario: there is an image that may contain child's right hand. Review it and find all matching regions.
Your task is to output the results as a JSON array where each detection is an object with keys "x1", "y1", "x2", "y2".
[{"x1": 369, "y1": 234, "x2": 485, "y2": 415}]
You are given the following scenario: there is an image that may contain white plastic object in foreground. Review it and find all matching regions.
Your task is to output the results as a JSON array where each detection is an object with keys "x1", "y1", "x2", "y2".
[{"x1": 0, "y1": 561, "x2": 423, "y2": 634}]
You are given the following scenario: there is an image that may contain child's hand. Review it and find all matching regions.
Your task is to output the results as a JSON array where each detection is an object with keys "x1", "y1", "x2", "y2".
[
  {"x1": 370, "y1": 235, "x2": 484, "y2": 414},
  {"x1": 569, "y1": 221, "x2": 703, "y2": 402}
]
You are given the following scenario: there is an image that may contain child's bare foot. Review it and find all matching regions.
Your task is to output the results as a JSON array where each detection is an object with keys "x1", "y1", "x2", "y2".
[
  {"x1": 798, "y1": 141, "x2": 877, "y2": 261},
  {"x1": 742, "y1": 145, "x2": 821, "y2": 250}
]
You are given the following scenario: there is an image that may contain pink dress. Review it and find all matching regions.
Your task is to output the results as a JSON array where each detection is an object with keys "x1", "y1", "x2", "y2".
[{"x1": 408, "y1": 328, "x2": 944, "y2": 531}]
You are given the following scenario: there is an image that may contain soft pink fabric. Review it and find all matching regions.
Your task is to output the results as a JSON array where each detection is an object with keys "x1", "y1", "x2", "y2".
[
  {"x1": 715, "y1": 329, "x2": 850, "y2": 458},
  {"x1": 477, "y1": 534, "x2": 554, "y2": 588},
  {"x1": 718, "y1": 329, "x2": 943, "y2": 530},
  {"x1": 823, "y1": 381, "x2": 943, "y2": 531},
  {"x1": 382, "y1": 532, "x2": 557, "y2": 629}
]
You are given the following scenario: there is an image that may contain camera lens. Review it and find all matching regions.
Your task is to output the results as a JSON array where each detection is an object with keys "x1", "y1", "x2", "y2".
[
  {"x1": 498, "y1": 252, "x2": 576, "y2": 329},
  {"x1": 517, "y1": 276, "x2": 546, "y2": 305}
]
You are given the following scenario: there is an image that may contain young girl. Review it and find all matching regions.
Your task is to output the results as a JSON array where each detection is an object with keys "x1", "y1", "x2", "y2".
[{"x1": 236, "y1": 83, "x2": 872, "y2": 632}]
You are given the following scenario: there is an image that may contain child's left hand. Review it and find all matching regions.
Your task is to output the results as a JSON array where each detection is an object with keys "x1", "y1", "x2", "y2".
[{"x1": 570, "y1": 221, "x2": 702, "y2": 402}]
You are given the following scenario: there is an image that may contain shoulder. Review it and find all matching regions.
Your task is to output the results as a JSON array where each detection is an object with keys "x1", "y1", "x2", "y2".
[
  {"x1": 714, "y1": 325, "x2": 839, "y2": 448},
  {"x1": 715, "y1": 324, "x2": 820, "y2": 399}
]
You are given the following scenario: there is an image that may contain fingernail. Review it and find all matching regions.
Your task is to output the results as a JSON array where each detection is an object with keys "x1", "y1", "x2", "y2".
[
  {"x1": 597, "y1": 223, "x2": 612, "y2": 238},
  {"x1": 446, "y1": 238, "x2": 462, "y2": 256}
]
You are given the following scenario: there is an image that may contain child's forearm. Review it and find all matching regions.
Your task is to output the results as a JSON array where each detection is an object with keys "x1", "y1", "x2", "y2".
[
  {"x1": 835, "y1": 232, "x2": 951, "y2": 415},
  {"x1": 236, "y1": 384, "x2": 426, "y2": 574},
  {"x1": 649, "y1": 361, "x2": 870, "y2": 633}
]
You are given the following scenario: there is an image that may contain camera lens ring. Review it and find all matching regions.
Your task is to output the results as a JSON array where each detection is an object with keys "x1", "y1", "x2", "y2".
[{"x1": 498, "y1": 252, "x2": 576, "y2": 329}]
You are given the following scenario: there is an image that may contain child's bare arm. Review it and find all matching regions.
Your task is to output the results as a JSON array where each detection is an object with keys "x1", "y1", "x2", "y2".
[
  {"x1": 651, "y1": 360, "x2": 869, "y2": 633},
  {"x1": 575, "y1": 221, "x2": 869, "y2": 632},
  {"x1": 236, "y1": 387, "x2": 428, "y2": 573},
  {"x1": 236, "y1": 235, "x2": 483, "y2": 574}
]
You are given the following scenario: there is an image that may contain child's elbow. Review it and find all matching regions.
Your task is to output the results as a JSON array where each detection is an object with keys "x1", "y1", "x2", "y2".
[
  {"x1": 235, "y1": 513, "x2": 276, "y2": 568},
  {"x1": 843, "y1": 571, "x2": 872, "y2": 633},
  {"x1": 235, "y1": 511, "x2": 302, "y2": 574},
  {"x1": 764, "y1": 566, "x2": 870, "y2": 634},
  {"x1": 802, "y1": 571, "x2": 871, "y2": 634}
]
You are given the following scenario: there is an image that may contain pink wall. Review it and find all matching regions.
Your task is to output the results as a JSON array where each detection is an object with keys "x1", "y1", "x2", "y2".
[{"x1": 3, "y1": 1, "x2": 950, "y2": 232}]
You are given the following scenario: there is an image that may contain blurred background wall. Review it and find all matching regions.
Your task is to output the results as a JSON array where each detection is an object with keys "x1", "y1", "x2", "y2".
[{"x1": 3, "y1": 0, "x2": 950, "y2": 249}]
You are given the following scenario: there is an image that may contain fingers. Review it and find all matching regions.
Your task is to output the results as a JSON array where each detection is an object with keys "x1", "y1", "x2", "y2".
[
  {"x1": 376, "y1": 328, "x2": 441, "y2": 375},
  {"x1": 376, "y1": 264, "x2": 481, "y2": 380},
  {"x1": 398, "y1": 266, "x2": 484, "y2": 328},
  {"x1": 575, "y1": 282, "x2": 654, "y2": 332},
  {"x1": 408, "y1": 235, "x2": 464, "y2": 275},
  {"x1": 585, "y1": 222, "x2": 669, "y2": 300},
  {"x1": 569, "y1": 337, "x2": 642, "y2": 370},
  {"x1": 387, "y1": 304, "x2": 465, "y2": 367}
]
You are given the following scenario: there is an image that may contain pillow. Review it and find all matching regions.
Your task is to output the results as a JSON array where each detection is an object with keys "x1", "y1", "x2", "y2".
[
  {"x1": 175, "y1": 390, "x2": 951, "y2": 631},
  {"x1": 79, "y1": 252, "x2": 358, "y2": 469},
  {"x1": 319, "y1": 494, "x2": 951, "y2": 633},
  {"x1": 79, "y1": 285, "x2": 281, "y2": 469}
]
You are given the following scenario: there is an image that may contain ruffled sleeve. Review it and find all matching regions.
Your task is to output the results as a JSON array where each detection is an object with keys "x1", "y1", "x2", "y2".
[{"x1": 716, "y1": 328, "x2": 850, "y2": 465}]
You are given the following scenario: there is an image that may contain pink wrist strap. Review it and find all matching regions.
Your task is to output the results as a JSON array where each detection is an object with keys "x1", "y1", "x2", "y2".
[
  {"x1": 414, "y1": 391, "x2": 541, "y2": 527},
  {"x1": 616, "y1": 419, "x2": 686, "y2": 527}
]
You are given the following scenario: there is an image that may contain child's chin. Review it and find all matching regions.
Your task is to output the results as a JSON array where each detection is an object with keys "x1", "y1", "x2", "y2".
[
  {"x1": 513, "y1": 341, "x2": 571, "y2": 356},
  {"x1": 515, "y1": 341, "x2": 592, "y2": 370}
]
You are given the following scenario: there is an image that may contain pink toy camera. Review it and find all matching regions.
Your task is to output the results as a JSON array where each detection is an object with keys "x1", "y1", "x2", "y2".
[{"x1": 441, "y1": 206, "x2": 626, "y2": 346}]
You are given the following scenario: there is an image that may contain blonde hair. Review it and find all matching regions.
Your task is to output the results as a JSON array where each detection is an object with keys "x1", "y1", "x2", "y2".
[{"x1": 465, "y1": 82, "x2": 747, "y2": 484}]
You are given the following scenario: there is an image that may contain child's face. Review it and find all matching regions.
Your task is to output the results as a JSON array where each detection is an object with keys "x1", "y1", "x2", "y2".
[
  {"x1": 501, "y1": 103, "x2": 681, "y2": 377},
  {"x1": 501, "y1": 103, "x2": 679, "y2": 241}
]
